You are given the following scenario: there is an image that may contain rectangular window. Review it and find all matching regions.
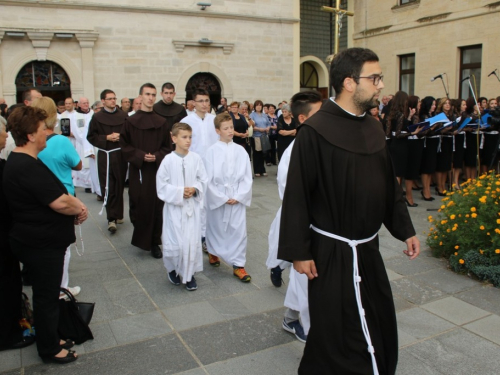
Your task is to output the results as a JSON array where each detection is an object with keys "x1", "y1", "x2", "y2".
[
  {"x1": 400, "y1": 0, "x2": 417, "y2": 4},
  {"x1": 460, "y1": 45, "x2": 482, "y2": 99},
  {"x1": 399, "y1": 54, "x2": 415, "y2": 95}
]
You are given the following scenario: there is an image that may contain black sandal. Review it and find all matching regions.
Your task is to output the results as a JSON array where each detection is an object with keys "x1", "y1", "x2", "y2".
[
  {"x1": 42, "y1": 349, "x2": 78, "y2": 364},
  {"x1": 60, "y1": 339, "x2": 75, "y2": 350}
]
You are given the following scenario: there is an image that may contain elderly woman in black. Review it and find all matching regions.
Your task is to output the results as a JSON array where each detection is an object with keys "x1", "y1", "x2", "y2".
[
  {"x1": 276, "y1": 104, "x2": 297, "y2": 161},
  {"x1": 3, "y1": 106, "x2": 88, "y2": 364},
  {"x1": 229, "y1": 101, "x2": 250, "y2": 157}
]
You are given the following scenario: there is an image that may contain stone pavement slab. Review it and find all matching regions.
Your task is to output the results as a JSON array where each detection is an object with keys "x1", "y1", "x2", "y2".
[
  {"x1": 399, "y1": 328, "x2": 500, "y2": 375},
  {"x1": 421, "y1": 296, "x2": 491, "y2": 326},
  {"x1": 397, "y1": 308, "x2": 455, "y2": 340},
  {"x1": 463, "y1": 315, "x2": 500, "y2": 346},
  {"x1": 23, "y1": 335, "x2": 199, "y2": 375},
  {"x1": 179, "y1": 309, "x2": 294, "y2": 366}
]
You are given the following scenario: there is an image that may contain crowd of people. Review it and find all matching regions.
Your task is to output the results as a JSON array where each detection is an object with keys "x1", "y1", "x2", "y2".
[
  {"x1": 372, "y1": 93, "x2": 500, "y2": 207},
  {"x1": 0, "y1": 81, "x2": 313, "y2": 363}
]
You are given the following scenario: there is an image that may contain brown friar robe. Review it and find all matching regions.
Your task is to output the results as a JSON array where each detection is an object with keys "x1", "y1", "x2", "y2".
[
  {"x1": 120, "y1": 110, "x2": 171, "y2": 250},
  {"x1": 87, "y1": 109, "x2": 128, "y2": 221},
  {"x1": 153, "y1": 100, "x2": 187, "y2": 148},
  {"x1": 278, "y1": 99, "x2": 416, "y2": 375}
]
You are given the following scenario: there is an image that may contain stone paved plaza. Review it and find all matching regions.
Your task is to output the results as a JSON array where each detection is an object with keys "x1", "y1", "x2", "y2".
[{"x1": 1, "y1": 166, "x2": 500, "y2": 375}]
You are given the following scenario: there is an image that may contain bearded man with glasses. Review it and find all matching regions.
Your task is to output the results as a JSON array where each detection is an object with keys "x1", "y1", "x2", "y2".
[{"x1": 278, "y1": 48, "x2": 420, "y2": 375}]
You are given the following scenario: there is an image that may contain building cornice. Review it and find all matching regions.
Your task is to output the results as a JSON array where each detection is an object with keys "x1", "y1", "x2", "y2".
[
  {"x1": 0, "y1": 0, "x2": 299, "y2": 24},
  {"x1": 354, "y1": 5, "x2": 500, "y2": 40}
]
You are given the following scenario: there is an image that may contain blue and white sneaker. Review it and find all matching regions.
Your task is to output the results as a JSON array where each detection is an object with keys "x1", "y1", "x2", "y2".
[
  {"x1": 282, "y1": 319, "x2": 307, "y2": 343},
  {"x1": 168, "y1": 271, "x2": 180, "y2": 286},
  {"x1": 186, "y1": 276, "x2": 198, "y2": 291}
]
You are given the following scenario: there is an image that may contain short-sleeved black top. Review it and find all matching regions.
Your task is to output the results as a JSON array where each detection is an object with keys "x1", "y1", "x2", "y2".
[{"x1": 3, "y1": 152, "x2": 76, "y2": 250}]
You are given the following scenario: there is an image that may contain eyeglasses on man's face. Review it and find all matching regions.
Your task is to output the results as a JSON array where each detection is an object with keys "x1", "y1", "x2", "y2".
[
  {"x1": 195, "y1": 99, "x2": 210, "y2": 104},
  {"x1": 104, "y1": 97, "x2": 117, "y2": 101},
  {"x1": 353, "y1": 75, "x2": 384, "y2": 85}
]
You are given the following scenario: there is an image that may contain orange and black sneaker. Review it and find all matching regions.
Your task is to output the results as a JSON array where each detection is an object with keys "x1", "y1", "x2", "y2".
[
  {"x1": 208, "y1": 253, "x2": 220, "y2": 267},
  {"x1": 233, "y1": 266, "x2": 251, "y2": 282}
]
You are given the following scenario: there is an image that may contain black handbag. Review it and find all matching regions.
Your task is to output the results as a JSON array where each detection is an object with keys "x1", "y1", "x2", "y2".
[
  {"x1": 260, "y1": 134, "x2": 271, "y2": 153},
  {"x1": 58, "y1": 288, "x2": 95, "y2": 344}
]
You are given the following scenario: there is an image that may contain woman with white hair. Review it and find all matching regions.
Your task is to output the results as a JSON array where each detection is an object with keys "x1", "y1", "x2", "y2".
[{"x1": 277, "y1": 103, "x2": 297, "y2": 161}]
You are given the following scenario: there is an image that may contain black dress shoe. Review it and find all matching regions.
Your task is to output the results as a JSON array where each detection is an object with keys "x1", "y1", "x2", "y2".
[
  {"x1": 412, "y1": 186, "x2": 423, "y2": 191},
  {"x1": 151, "y1": 244, "x2": 162, "y2": 259},
  {"x1": 0, "y1": 336, "x2": 35, "y2": 351},
  {"x1": 435, "y1": 187, "x2": 447, "y2": 196},
  {"x1": 85, "y1": 188, "x2": 92, "y2": 193},
  {"x1": 421, "y1": 190, "x2": 435, "y2": 201},
  {"x1": 405, "y1": 198, "x2": 418, "y2": 207}
]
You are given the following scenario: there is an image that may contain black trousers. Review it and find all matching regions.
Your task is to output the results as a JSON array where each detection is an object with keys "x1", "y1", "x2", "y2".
[
  {"x1": 0, "y1": 242, "x2": 23, "y2": 347},
  {"x1": 12, "y1": 243, "x2": 65, "y2": 357},
  {"x1": 250, "y1": 138, "x2": 267, "y2": 174}
]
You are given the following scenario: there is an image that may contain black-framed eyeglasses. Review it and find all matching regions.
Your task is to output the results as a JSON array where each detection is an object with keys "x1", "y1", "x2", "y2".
[
  {"x1": 353, "y1": 75, "x2": 384, "y2": 85},
  {"x1": 194, "y1": 99, "x2": 210, "y2": 104}
]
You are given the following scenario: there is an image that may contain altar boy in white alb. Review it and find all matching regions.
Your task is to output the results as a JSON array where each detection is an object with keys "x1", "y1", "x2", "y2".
[
  {"x1": 204, "y1": 113, "x2": 253, "y2": 282},
  {"x1": 156, "y1": 123, "x2": 207, "y2": 291}
]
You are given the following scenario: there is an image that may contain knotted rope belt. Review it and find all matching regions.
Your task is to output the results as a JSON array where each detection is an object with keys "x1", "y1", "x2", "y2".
[{"x1": 310, "y1": 224, "x2": 380, "y2": 375}]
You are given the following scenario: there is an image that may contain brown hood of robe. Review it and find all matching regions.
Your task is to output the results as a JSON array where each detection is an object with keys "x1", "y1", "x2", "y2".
[
  {"x1": 301, "y1": 99, "x2": 386, "y2": 155},
  {"x1": 153, "y1": 100, "x2": 185, "y2": 118},
  {"x1": 92, "y1": 108, "x2": 128, "y2": 126},
  {"x1": 125, "y1": 110, "x2": 167, "y2": 129}
]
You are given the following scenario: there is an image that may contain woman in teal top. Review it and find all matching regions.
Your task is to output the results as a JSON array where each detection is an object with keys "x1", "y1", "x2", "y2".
[{"x1": 34, "y1": 98, "x2": 82, "y2": 196}]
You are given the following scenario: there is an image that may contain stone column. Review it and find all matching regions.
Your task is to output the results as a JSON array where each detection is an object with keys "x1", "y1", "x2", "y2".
[{"x1": 75, "y1": 33, "x2": 98, "y2": 101}]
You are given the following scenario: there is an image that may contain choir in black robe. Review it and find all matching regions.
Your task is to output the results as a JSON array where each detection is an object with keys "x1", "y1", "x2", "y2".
[
  {"x1": 153, "y1": 100, "x2": 187, "y2": 148},
  {"x1": 278, "y1": 99, "x2": 416, "y2": 375},
  {"x1": 120, "y1": 110, "x2": 171, "y2": 251},
  {"x1": 87, "y1": 109, "x2": 128, "y2": 222}
]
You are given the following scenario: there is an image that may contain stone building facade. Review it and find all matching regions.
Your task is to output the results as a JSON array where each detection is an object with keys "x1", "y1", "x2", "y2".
[
  {"x1": 353, "y1": 1, "x2": 500, "y2": 100},
  {"x1": 0, "y1": 0, "x2": 300, "y2": 105}
]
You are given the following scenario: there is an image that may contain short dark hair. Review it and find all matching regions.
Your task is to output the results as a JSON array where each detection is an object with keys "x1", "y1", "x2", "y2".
[
  {"x1": 330, "y1": 48, "x2": 379, "y2": 96},
  {"x1": 22, "y1": 88, "x2": 41, "y2": 103},
  {"x1": 253, "y1": 100, "x2": 264, "y2": 112},
  {"x1": 290, "y1": 90, "x2": 322, "y2": 120},
  {"x1": 140, "y1": 83, "x2": 156, "y2": 95},
  {"x1": 171, "y1": 122, "x2": 192, "y2": 136},
  {"x1": 8, "y1": 106, "x2": 48, "y2": 147},
  {"x1": 57, "y1": 100, "x2": 65, "y2": 107},
  {"x1": 192, "y1": 89, "x2": 209, "y2": 101},
  {"x1": 161, "y1": 82, "x2": 175, "y2": 92},
  {"x1": 214, "y1": 113, "x2": 233, "y2": 129},
  {"x1": 100, "y1": 89, "x2": 115, "y2": 100}
]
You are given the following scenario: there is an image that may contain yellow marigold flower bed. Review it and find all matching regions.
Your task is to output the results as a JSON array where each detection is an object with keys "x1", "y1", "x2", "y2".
[{"x1": 426, "y1": 171, "x2": 500, "y2": 287}]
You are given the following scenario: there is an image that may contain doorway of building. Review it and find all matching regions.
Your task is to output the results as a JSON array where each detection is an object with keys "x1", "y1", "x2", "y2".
[
  {"x1": 185, "y1": 73, "x2": 221, "y2": 112},
  {"x1": 15, "y1": 61, "x2": 71, "y2": 104}
]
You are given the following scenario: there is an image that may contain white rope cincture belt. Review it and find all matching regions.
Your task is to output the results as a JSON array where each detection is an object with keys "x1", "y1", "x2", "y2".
[
  {"x1": 310, "y1": 224, "x2": 380, "y2": 375},
  {"x1": 96, "y1": 147, "x2": 121, "y2": 215}
]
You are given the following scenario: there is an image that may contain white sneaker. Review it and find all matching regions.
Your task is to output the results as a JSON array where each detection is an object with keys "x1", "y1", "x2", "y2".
[{"x1": 68, "y1": 286, "x2": 81, "y2": 297}]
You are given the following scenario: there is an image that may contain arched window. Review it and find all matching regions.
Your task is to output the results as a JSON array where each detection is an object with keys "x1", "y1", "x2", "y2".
[
  {"x1": 185, "y1": 73, "x2": 221, "y2": 108},
  {"x1": 300, "y1": 62, "x2": 319, "y2": 89},
  {"x1": 16, "y1": 61, "x2": 71, "y2": 103}
]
